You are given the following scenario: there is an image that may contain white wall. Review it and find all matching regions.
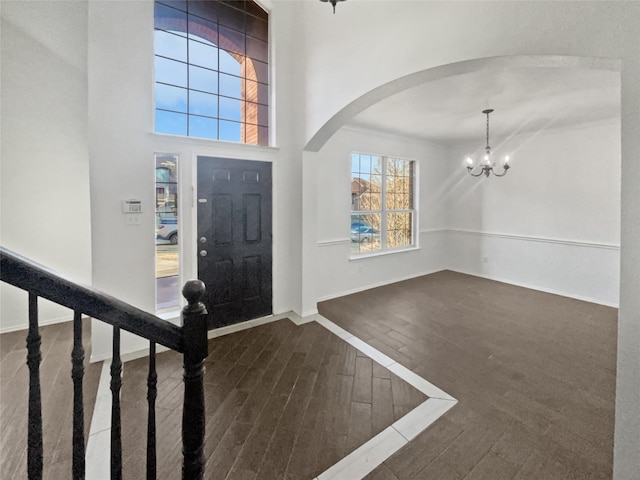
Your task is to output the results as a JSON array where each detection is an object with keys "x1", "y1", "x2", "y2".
[
  {"x1": 314, "y1": 127, "x2": 449, "y2": 302},
  {"x1": 445, "y1": 120, "x2": 621, "y2": 306},
  {"x1": 617, "y1": 55, "x2": 640, "y2": 480},
  {"x1": 87, "y1": 0, "x2": 303, "y2": 360},
  {"x1": 0, "y1": 1, "x2": 92, "y2": 332}
]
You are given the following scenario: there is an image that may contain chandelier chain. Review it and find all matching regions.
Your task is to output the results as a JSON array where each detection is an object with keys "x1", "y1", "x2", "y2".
[{"x1": 486, "y1": 111, "x2": 490, "y2": 150}]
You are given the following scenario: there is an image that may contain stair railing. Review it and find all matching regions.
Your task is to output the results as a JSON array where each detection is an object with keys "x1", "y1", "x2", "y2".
[{"x1": 0, "y1": 246, "x2": 209, "y2": 480}]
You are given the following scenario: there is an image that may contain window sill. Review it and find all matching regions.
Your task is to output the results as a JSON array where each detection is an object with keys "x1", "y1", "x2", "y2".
[
  {"x1": 349, "y1": 245, "x2": 419, "y2": 261},
  {"x1": 150, "y1": 132, "x2": 280, "y2": 154},
  {"x1": 156, "y1": 307, "x2": 181, "y2": 324}
]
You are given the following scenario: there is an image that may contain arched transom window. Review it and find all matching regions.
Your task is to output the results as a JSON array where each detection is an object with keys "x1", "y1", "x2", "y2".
[{"x1": 154, "y1": 0, "x2": 269, "y2": 146}]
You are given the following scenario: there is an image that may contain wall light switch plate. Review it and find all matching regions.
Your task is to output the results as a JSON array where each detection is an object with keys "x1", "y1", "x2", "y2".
[{"x1": 125, "y1": 214, "x2": 141, "y2": 226}]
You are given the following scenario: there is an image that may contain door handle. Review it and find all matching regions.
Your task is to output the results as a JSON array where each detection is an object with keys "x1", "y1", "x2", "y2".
[{"x1": 199, "y1": 250, "x2": 208, "y2": 257}]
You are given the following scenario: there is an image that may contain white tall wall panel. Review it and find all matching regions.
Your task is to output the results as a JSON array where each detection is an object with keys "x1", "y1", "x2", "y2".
[{"x1": 0, "y1": 1, "x2": 91, "y2": 332}]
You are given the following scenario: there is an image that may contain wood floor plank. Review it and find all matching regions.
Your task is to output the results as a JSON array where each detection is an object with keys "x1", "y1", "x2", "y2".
[
  {"x1": 316, "y1": 430, "x2": 348, "y2": 476},
  {"x1": 256, "y1": 427, "x2": 296, "y2": 479},
  {"x1": 489, "y1": 432, "x2": 533, "y2": 471},
  {"x1": 205, "y1": 421, "x2": 254, "y2": 480},
  {"x1": 384, "y1": 417, "x2": 464, "y2": 480},
  {"x1": 372, "y1": 361, "x2": 391, "y2": 379},
  {"x1": 203, "y1": 388, "x2": 251, "y2": 459},
  {"x1": 363, "y1": 463, "x2": 401, "y2": 480},
  {"x1": 463, "y1": 452, "x2": 518, "y2": 480},
  {"x1": 347, "y1": 401, "x2": 373, "y2": 452},
  {"x1": 513, "y1": 451, "x2": 569, "y2": 480},
  {"x1": 353, "y1": 355, "x2": 373, "y2": 404},
  {"x1": 226, "y1": 426, "x2": 274, "y2": 480},
  {"x1": 413, "y1": 456, "x2": 463, "y2": 480},
  {"x1": 337, "y1": 343, "x2": 357, "y2": 376},
  {"x1": 279, "y1": 366, "x2": 318, "y2": 431},
  {"x1": 272, "y1": 351, "x2": 306, "y2": 396},
  {"x1": 285, "y1": 428, "x2": 325, "y2": 479},
  {"x1": 371, "y1": 377, "x2": 395, "y2": 435},
  {"x1": 327, "y1": 374, "x2": 354, "y2": 435}
]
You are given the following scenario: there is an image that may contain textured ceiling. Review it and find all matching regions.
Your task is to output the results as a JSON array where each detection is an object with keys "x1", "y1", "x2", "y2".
[{"x1": 347, "y1": 66, "x2": 620, "y2": 144}]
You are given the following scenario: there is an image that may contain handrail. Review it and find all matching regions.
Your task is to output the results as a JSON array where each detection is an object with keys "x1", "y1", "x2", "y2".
[
  {"x1": 1, "y1": 246, "x2": 209, "y2": 479},
  {"x1": 0, "y1": 247, "x2": 184, "y2": 352}
]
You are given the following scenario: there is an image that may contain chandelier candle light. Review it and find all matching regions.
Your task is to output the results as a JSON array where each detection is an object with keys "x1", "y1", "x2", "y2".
[{"x1": 466, "y1": 109, "x2": 511, "y2": 178}]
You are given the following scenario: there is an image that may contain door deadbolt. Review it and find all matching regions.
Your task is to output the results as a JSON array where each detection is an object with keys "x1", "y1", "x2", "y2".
[{"x1": 199, "y1": 236, "x2": 207, "y2": 243}]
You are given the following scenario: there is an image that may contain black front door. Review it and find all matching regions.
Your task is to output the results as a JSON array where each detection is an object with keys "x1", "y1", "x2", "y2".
[{"x1": 197, "y1": 156, "x2": 272, "y2": 329}]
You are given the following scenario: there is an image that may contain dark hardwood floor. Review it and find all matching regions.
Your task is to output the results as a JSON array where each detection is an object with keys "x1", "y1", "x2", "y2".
[
  {"x1": 118, "y1": 319, "x2": 426, "y2": 479},
  {"x1": 0, "y1": 270, "x2": 618, "y2": 479},
  {"x1": 319, "y1": 270, "x2": 617, "y2": 480},
  {"x1": 0, "y1": 318, "x2": 102, "y2": 479}
]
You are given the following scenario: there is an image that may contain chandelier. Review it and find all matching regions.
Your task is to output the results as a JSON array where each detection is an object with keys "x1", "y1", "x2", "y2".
[
  {"x1": 465, "y1": 109, "x2": 510, "y2": 178},
  {"x1": 320, "y1": 0, "x2": 345, "y2": 14}
]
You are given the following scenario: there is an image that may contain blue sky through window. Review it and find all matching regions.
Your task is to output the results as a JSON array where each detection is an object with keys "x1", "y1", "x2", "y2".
[
  {"x1": 352, "y1": 153, "x2": 383, "y2": 184},
  {"x1": 155, "y1": 28, "x2": 243, "y2": 140}
]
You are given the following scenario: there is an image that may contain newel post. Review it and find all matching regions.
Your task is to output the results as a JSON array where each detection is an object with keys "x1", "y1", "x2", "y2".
[{"x1": 181, "y1": 280, "x2": 208, "y2": 480}]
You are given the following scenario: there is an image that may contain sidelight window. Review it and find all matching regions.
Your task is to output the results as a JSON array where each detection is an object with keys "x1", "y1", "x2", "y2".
[
  {"x1": 155, "y1": 153, "x2": 180, "y2": 310},
  {"x1": 351, "y1": 153, "x2": 416, "y2": 256}
]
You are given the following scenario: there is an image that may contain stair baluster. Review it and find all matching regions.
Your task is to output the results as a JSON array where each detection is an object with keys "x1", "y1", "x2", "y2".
[
  {"x1": 110, "y1": 327, "x2": 122, "y2": 480},
  {"x1": 147, "y1": 341, "x2": 158, "y2": 480},
  {"x1": 71, "y1": 311, "x2": 85, "y2": 479},
  {"x1": 181, "y1": 280, "x2": 208, "y2": 480},
  {"x1": 27, "y1": 293, "x2": 43, "y2": 480}
]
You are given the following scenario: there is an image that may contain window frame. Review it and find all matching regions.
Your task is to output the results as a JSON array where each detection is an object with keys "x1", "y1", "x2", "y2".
[
  {"x1": 153, "y1": 0, "x2": 270, "y2": 146},
  {"x1": 155, "y1": 152, "x2": 181, "y2": 312},
  {"x1": 350, "y1": 152, "x2": 418, "y2": 259}
]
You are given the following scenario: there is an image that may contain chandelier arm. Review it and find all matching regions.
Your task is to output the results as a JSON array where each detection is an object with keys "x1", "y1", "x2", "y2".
[
  {"x1": 466, "y1": 167, "x2": 485, "y2": 177},
  {"x1": 491, "y1": 165, "x2": 510, "y2": 177}
]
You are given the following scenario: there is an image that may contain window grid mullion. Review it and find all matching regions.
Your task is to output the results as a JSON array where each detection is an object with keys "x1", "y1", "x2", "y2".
[
  {"x1": 381, "y1": 156, "x2": 387, "y2": 251},
  {"x1": 186, "y1": 19, "x2": 191, "y2": 136},
  {"x1": 217, "y1": 35, "x2": 221, "y2": 139}
]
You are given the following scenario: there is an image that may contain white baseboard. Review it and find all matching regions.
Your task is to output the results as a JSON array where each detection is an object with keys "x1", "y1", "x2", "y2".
[
  {"x1": 292, "y1": 312, "x2": 320, "y2": 325},
  {"x1": 91, "y1": 342, "x2": 174, "y2": 364},
  {"x1": 206, "y1": 311, "x2": 291, "y2": 340},
  {"x1": 316, "y1": 267, "x2": 446, "y2": 303},
  {"x1": 0, "y1": 314, "x2": 74, "y2": 335},
  {"x1": 448, "y1": 268, "x2": 619, "y2": 308},
  {"x1": 90, "y1": 311, "x2": 297, "y2": 364},
  {"x1": 299, "y1": 308, "x2": 319, "y2": 318}
]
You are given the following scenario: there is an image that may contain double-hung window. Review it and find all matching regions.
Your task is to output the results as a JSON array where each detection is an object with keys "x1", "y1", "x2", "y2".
[{"x1": 351, "y1": 153, "x2": 416, "y2": 256}]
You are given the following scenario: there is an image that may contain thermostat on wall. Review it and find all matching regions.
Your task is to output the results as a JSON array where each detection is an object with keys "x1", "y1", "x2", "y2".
[{"x1": 122, "y1": 199, "x2": 142, "y2": 213}]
